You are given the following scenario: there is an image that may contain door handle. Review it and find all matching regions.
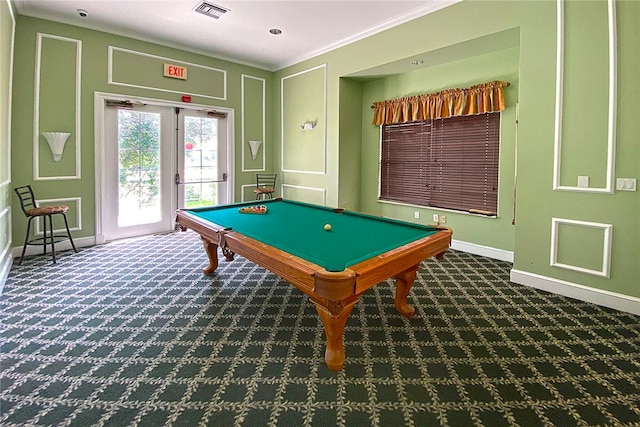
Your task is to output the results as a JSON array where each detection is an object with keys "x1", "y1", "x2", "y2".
[{"x1": 175, "y1": 173, "x2": 227, "y2": 185}]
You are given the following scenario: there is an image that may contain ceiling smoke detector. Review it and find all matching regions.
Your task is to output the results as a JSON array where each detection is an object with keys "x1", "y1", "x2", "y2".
[{"x1": 194, "y1": 1, "x2": 229, "y2": 19}]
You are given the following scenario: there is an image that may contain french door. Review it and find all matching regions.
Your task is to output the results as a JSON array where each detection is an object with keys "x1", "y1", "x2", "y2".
[
  {"x1": 101, "y1": 102, "x2": 230, "y2": 242},
  {"x1": 176, "y1": 109, "x2": 229, "y2": 209}
]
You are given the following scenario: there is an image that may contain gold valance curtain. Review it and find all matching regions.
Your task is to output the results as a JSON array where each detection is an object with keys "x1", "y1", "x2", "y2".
[{"x1": 371, "y1": 80, "x2": 509, "y2": 126}]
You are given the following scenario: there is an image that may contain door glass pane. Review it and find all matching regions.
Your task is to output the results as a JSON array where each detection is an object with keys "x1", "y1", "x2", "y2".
[
  {"x1": 182, "y1": 116, "x2": 219, "y2": 208},
  {"x1": 117, "y1": 110, "x2": 162, "y2": 227},
  {"x1": 184, "y1": 182, "x2": 218, "y2": 208}
]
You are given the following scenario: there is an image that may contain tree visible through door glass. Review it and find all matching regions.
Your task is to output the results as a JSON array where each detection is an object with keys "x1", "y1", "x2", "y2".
[
  {"x1": 184, "y1": 116, "x2": 218, "y2": 208},
  {"x1": 117, "y1": 110, "x2": 162, "y2": 227}
]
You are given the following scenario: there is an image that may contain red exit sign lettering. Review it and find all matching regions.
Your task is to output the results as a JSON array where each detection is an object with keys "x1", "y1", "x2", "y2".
[{"x1": 163, "y1": 64, "x2": 187, "y2": 80}]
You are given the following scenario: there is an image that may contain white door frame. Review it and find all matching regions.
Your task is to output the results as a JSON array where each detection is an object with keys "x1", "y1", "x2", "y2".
[{"x1": 94, "y1": 92, "x2": 235, "y2": 244}]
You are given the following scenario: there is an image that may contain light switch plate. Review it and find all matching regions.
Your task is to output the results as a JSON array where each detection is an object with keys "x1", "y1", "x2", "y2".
[{"x1": 577, "y1": 176, "x2": 589, "y2": 188}]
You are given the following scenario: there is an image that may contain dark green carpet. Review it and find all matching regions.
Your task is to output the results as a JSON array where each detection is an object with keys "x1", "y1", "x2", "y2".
[{"x1": 1, "y1": 231, "x2": 639, "y2": 426}]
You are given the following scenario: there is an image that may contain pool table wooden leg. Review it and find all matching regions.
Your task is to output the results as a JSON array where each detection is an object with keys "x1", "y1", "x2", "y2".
[
  {"x1": 201, "y1": 238, "x2": 219, "y2": 275},
  {"x1": 393, "y1": 266, "x2": 418, "y2": 318},
  {"x1": 314, "y1": 298, "x2": 357, "y2": 371}
]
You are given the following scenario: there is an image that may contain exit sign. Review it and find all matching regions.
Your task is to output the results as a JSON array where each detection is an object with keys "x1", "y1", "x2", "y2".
[{"x1": 164, "y1": 64, "x2": 187, "y2": 80}]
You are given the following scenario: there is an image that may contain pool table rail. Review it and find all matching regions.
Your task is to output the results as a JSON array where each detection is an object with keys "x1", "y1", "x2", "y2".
[
  {"x1": 176, "y1": 209, "x2": 339, "y2": 296},
  {"x1": 348, "y1": 228, "x2": 451, "y2": 294}
]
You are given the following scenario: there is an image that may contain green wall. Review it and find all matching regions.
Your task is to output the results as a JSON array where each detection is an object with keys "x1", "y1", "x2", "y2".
[
  {"x1": 10, "y1": 15, "x2": 273, "y2": 244},
  {"x1": 0, "y1": 0, "x2": 15, "y2": 285},
  {"x1": 275, "y1": 0, "x2": 639, "y2": 307}
]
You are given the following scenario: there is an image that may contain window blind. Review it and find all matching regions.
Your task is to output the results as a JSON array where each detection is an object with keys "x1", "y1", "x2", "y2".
[{"x1": 380, "y1": 112, "x2": 500, "y2": 215}]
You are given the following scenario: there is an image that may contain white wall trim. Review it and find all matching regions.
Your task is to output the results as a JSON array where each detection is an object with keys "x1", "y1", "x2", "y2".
[
  {"x1": 281, "y1": 63, "x2": 327, "y2": 175},
  {"x1": 11, "y1": 235, "x2": 95, "y2": 258},
  {"x1": 0, "y1": 205, "x2": 12, "y2": 277},
  {"x1": 511, "y1": 269, "x2": 640, "y2": 316},
  {"x1": 33, "y1": 32, "x2": 82, "y2": 181},
  {"x1": 275, "y1": 0, "x2": 461, "y2": 70},
  {"x1": 2, "y1": 0, "x2": 15, "y2": 187},
  {"x1": 451, "y1": 239, "x2": 514, "y2": 263},
  {"x1": 108, "y1": 46, "x2": 228, "y2": 100},
  {"x1": 0, "y1": 248, "x2": 11, "y2": 295},
  {"x1": 32, "y1": 197, "x2": 82, "y2": 235},
  {"x1": 0, "y1": 0, "x2": 15, "y2": 295},
  {"x1": 240, "y1": 184, "x2": 256, "y2": 202},
  {"x1": 552, "y1": 0, "x2": 617, "y2": 193},
  {"x1": 241, "y1": 74, "x2": 266, "y2": 172},
  {"x1": 550, "y1": 217, "x2": 612, "y2": 277},
  {"x1": 281, "y1": 184, "x2": 327, "y2": 205}
]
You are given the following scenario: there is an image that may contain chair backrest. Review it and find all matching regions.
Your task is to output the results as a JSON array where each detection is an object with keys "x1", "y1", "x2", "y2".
[
  {"x1": 256, "y1": 173, "x2": 277, "y2": 189},
  {"x1": 14, "y1": 185, "x2": 38, "y2": 215}
]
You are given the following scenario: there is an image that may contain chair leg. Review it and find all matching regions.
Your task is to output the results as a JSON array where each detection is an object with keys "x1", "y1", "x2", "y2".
[
  {"x1": 42, "y1": 215, "x2": 48, "y2": 255},
  {"x1": 17, "y1": 217, "x2": 34, "y2": 266},
  {"x1": 61, "y1": 213, "x2": 77, "y2": 253},
  {"x1": 49, "y1": 215, "x2": 56, "y2": 263}
]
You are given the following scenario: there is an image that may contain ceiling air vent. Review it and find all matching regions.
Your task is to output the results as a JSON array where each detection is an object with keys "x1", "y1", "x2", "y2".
[{"x1": 194, "y1": 1, "x2": 229, "y2": 19}]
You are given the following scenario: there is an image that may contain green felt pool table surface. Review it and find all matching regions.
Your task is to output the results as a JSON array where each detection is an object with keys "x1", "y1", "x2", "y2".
[
  {"x1": 176, "y1": 198, "x2": 452, "y2": 371},
  {"x1": 185, "y1": 198, "x2": 440, "y2": 272}
]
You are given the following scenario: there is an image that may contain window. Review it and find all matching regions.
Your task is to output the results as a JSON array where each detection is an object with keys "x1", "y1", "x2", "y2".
[{"x1": 380, "y1": 112, "x2": 500, "y2": 215}]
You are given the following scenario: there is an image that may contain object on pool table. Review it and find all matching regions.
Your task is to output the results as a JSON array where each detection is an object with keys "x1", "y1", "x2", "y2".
[
  {"x1": 238, "y1": 204, "x2": 267, "y2": 214},
  {"x1": 324, "y1": 223, "x2": 332, "y2": 231}
]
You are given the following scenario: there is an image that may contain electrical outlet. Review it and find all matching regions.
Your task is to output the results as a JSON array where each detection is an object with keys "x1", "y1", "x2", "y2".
[
  {"x1": 616, "y1": 178, "x2": 637, "y2": 191},
  {"x1": 440, "y1": 216, "x2": 447, "y2": 224},
  {"x1": 432, "y1": 214, "x2": 439, "y2": 223},
  {"x1": 414, "y1": 211, "x2": 420, "y2": 219}
]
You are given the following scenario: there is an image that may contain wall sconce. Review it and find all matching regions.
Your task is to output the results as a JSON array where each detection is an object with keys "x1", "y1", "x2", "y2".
[
  {"x1": 42, "y1": 132, "x2": 71, "y2": 162},
  {"x1": 248, "y1": 140, "x2": 262, "y2": 160},
  {"x1": 300, "y1": 121, "x2": 316, "y2": 131}
]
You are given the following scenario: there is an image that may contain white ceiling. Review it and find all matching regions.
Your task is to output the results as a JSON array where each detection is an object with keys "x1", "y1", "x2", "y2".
[{"x1": 13, "y1": 0, "x2": 459, "y2": 71}]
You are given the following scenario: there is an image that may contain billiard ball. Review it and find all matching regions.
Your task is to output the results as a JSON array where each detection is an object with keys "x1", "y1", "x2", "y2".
[{"x1": 324, "y1": 224, "x2": 332, "y2": 231}]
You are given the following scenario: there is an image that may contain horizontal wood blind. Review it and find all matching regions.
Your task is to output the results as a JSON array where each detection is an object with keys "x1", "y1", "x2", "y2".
[{"x1": 380, "y1": 112, "x2": 500, "y2": 215}]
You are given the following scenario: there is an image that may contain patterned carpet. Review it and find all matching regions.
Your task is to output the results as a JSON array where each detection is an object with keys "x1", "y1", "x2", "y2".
[{"x1": 1, "y1": 231, "x2": 639, "y2": 427}]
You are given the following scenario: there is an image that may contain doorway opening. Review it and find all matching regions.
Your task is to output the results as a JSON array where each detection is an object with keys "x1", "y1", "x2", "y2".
[{"x1": 95, "y1": 93, "x2": 234, "y2": 243}]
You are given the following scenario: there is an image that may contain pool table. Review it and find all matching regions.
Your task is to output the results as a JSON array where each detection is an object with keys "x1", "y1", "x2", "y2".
[{"x1": 175, "y1": 198, "x2": 452, "y2": 371}]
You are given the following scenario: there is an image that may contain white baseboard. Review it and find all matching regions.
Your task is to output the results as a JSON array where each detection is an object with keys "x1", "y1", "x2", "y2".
[
  {"x1": 451, "y1": 239, "x2": 514, "y2": 262},
  {"x1": 510, "y1": 269, "x2": 640, "y2": 316},
  {"x1": 11, "y1": 236, "x2": 96, "y2": 258}
]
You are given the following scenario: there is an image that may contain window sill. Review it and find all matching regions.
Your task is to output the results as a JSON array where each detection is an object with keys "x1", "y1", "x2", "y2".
[{"x1": 377, "y1": 199, "x2": 498, "y2": 219}]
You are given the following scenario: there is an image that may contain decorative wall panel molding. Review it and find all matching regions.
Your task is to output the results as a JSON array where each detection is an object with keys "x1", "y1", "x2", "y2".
[
  {"x1": 550, "y1": 217, "x2": 612, "y2": 277},
  {"x1": 108, "y1": 47, "x2": 227, "y2": 100},
  {"x1": 34, "y1": 33, "x2": 82, "y2": 180},
  {"x1": 281, "y1": 64, "x2": 327, "y2": 174},
  {"x1": 553, "y1": 0, "x2": 616, "y2": 193},
  {"x1": 33, "y1": 196, "x2": 82, "y2": 235},
  {"x1": 281, "y1": 184, "x2": 326, "y2": 205},
  {"x1": 241, "y1": 74, "x2": 266, "y2": 172}
]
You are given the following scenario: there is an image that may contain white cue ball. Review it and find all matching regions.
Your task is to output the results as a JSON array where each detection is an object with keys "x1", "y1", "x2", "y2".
[{"x1": 324, "y1": 223, "x2": 332, "y2": 231}]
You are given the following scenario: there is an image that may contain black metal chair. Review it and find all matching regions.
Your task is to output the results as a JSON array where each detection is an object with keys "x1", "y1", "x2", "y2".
[
  {"x1": 14, "y1": 185, "x2": 77, "y2": 264},
  {"x1": 253, "y1": 174, "x2": 277, "y2": 200}
]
